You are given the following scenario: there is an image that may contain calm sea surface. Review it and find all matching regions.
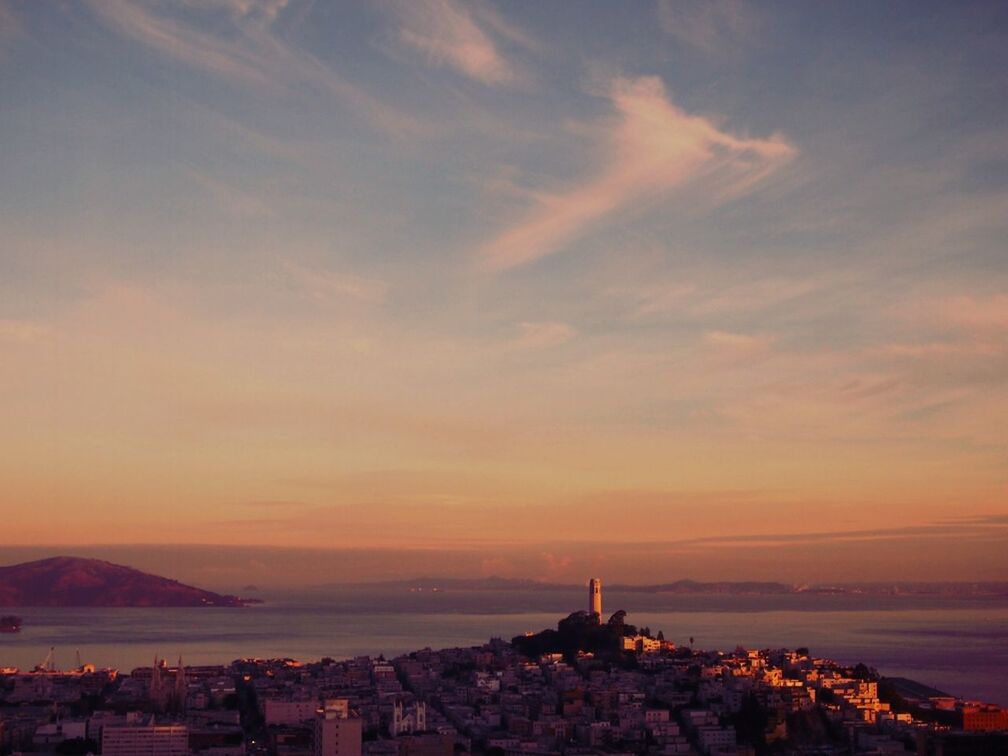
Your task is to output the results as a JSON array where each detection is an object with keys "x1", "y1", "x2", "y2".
[{"x1": 2, "y1": 588, "x2": 1006, "y2": 705}]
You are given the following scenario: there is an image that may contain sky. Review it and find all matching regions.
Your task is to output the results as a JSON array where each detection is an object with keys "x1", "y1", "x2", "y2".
[{"x1": 1, "y1": 0, "x2": 1006, "y2": 585}]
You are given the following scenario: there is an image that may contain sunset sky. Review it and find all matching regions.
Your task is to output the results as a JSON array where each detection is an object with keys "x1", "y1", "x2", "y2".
[{"x1": 1, "y1": 1, "x2": 1006, "y2": 584}]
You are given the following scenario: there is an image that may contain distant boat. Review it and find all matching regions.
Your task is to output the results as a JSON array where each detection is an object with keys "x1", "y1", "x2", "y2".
[{"x1": 0, "y1": 615, "x2": 22, "y2": 633}]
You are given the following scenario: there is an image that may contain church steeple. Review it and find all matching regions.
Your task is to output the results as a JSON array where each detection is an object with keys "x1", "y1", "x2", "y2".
[
  {"x1": 150, "y1": 656, "x2": 163, "y2": 711},
  {"x1": 175, "y1": 656, "x2": 187, "y2": 711}
]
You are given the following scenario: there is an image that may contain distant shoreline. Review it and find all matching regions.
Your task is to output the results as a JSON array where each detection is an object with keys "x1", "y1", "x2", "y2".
[{"x1": 319, "y1": 576, "x2": 1008, "y2": 598}]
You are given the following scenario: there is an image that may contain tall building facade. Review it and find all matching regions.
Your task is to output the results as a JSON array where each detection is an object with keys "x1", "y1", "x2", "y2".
[
  {"x1": 102, "y1": 719, "x2": 188, "y2": 756},
  {"x1": 588, "y1": 578, "x2": 602, "y2": 619},
  {"x1": 314, "y1": 699, "x2": 362, "y2": 756}
]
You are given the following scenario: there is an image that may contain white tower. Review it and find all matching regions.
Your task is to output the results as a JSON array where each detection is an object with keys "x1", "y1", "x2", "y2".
[{"x1": 588, "y1": 578, "x2": 602, "y2": 619}]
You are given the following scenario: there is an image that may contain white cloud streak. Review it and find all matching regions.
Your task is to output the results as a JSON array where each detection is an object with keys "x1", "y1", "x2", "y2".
[
  {"x1": 281, "y1": 261, "x2": 389, "y2": 306},
  {"x1": 86, "y1": 0, "x2": 427, "y2": 137},
  {"x1": 477, "y1": 76, "x2": 795, "y2": 271},
  {"x1": 506, "y1": 321, "x2": 576, "y2": 351},
  {"x1": 657, "y1": 0, "x2": 755, "y2": 56},
  {"x1": 386, "y1": 0, "x2": 533, "y2": 86},
  {"x1": 0, "y1": 320, "x2": 49, "y2": 343}
]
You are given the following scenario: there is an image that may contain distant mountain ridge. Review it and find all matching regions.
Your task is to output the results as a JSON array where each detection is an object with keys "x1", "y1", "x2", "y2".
[
  {"x1": 332, "y1": 576, "x2": 1008, "y2": 596},
  {"x1": 336, "y1": 577, "x2": 794, "y2": 593},
  {"x1": 0, "y1": 556, "x2": 250, "y2": 607}
]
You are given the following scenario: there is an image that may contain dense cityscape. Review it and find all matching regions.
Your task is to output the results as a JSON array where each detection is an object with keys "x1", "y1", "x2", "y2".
[{"x1": 2, "y1": 581, "x2": 1005, "y2": 756}]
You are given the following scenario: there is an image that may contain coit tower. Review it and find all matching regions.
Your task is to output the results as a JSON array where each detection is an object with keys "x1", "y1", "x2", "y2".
[{"x1": 588, "y1": 578, "x2": 602, "y2": 618}]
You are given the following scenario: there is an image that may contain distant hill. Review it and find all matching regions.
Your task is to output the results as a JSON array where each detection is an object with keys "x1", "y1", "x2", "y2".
[
  {"x1": 335, "y1": 576, "x2": 795, "y2": 594},
  {"x1": 0, "y1": 556, "x2": 250, "y2": 607},
  {"x1": 610, "y1": 580, "x2": 795, "y2": 594},
  {"x1": 328, "y1": 576, "x2": 1008, "y2": 597},
  {"x1": 345, "y1": 576, "x2": 578, "y2": 591}
]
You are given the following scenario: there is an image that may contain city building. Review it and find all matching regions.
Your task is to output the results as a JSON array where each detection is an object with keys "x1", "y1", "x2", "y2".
[
  {"x1": 961, "y1": 703, "x2": 1008, "y2": 732},
  {"x1": 314, "y1": 699, "x2": 362, "y2": 756},
  {"x1": 102, "y1": 717, "x2": 189, "y2": 756},
  {"x1": 264, "y1": 699, "x2": 320, "y2": 726}
]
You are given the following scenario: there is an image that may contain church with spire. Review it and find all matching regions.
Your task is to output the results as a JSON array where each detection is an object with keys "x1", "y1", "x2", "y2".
[{"x1": 148, "y1": 656, "x2": 188, "y2": 713}]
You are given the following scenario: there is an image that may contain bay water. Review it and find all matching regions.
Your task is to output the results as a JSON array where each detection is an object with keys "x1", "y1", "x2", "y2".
[{"x1": 2, "y1": 587, "x2": 1005, "y2": 705}]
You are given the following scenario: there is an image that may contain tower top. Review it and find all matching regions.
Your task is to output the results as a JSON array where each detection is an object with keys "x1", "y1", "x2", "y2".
[{"x1": 588, "y1": 578, "x2": 602, "y2": 618}]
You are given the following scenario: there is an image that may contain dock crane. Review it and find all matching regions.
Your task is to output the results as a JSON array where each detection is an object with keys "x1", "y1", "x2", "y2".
[{"x1": 34, "y1": 646, "x2": 56, "y2": 673}]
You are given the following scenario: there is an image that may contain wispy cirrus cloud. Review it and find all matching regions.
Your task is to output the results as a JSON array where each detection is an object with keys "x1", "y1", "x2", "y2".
[
  {"x1": 280, "y1": 261, "x2": 389, "y2": 306},
  {"x1": 608, "y1": 275, "x2": 825, "y2": 322},
  {"x1": 939, "y1": 294, "x2": 1008, "y2": 331},
  {"x1": 704, "y1": 330, "x2": 774, "y2": 352},
  {"x1": 506, "y1": 321, "x2": 576, "y2": 351},
  {"x1": 86, "y1": 0, "x2": 427, "y2": 136},
  {"x1": 657, "y1": 0, "x2": 756, "y2": 56},
  {"x1": 0, "y1": 2, "x2": 20, "y2": 49},
  {"x1": 192, "y1": 0, "x2": 292, "y2": 25},
  {"x1": 672, "y1": 516, "x2": 1008, "y2": 549},
  {"x1": 477, "y1": 76, "x2": 794, "y2": 271},
  {"x1": 881, "y1": 293, "x2": 1008, "y2": 361},
  {"x1": 182, "y1": 167, "x2": 275, "y2": 219},
  {"x1": 0, "y1": 320, "x2": 49, "y2": 343},
  {"x1": 384, "y1": 0, "x2": 534, "y2": 86},
  {"x1": 242, "y1": 500, "x2": 311, "y2": 509},
  {"x1": 883, "y1": 341, "x2": 1005, "y2": 359}
]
